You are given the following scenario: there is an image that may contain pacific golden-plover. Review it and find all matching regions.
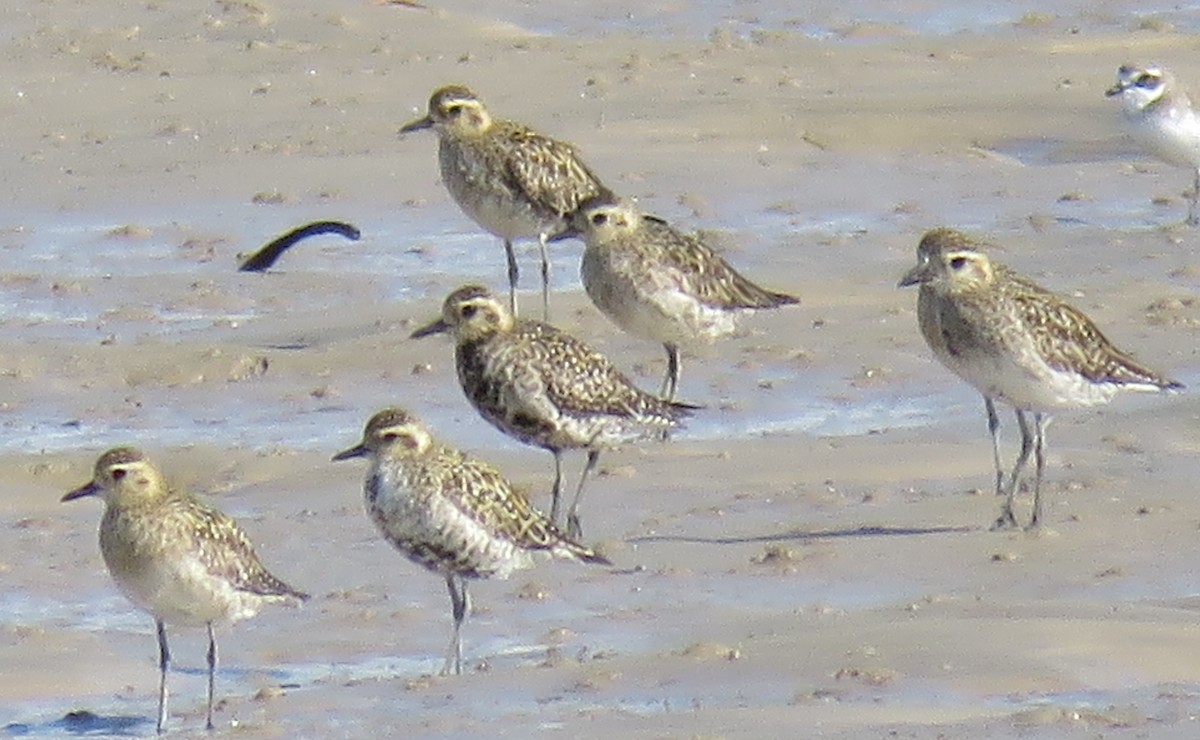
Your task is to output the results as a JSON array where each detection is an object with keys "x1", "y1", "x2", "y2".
[
  {"x1": 1107, "y1": 64, "x2": 1200, "y2": 225},
  {"x1": 555, "y1": 194, "x2": 799, "y2": 400},
  {"x1": 411, "y1": 284, "x2": 696, "y2": 538},
  {"x1": 899, "y1": 227, "x2": 1183, "y2": 530},
  {"x1": 63, "y1": 447, "x2": 307, "y2": 733},
  {"x1": 400, "y1": 84, "x2": 611, "y2": 318},
  {"x1": 333, "y1": 407, "x2": 610, "y2": 675}
]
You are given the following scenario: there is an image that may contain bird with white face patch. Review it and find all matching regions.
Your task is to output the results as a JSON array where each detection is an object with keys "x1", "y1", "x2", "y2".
[
  {"x1": 555, "y1": 194, "x2": 799, "y2": 401},
  {"x1": 1106, "y1": 63, "x2": 1200, "y2": 225},
  {"x1": 411, "y1": 284, "x2": 696, "y2": 539},
  {"x1": 62, "y1": 447, "x2": 307, "y2": 734},
  {"x1": 899, "y1": 227, "x2": 1182, "y2": 530},
  {"x1": 333, "y1": 407, "x2": 610, "y2": 676},
  {"x1": 400, "y1": 84, "x2": 612, "y2": 319}
]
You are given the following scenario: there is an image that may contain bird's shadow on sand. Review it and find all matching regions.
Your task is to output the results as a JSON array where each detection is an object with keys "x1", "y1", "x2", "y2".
[
  {"x1": 5, "y1": 710, "x2": 149, "y2": 737},
  {"x1": 627, "y1": 524, "x2": 977, "y2": 546}
]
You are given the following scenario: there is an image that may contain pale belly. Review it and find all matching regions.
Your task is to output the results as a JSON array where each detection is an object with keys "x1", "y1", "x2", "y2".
[
  {"x1": 1129, "y1": 112, "x2": 1200, "y2": 169},
  {"x1": 106, "y1": 553, "x2": 261, "y2": 626},
  {"x1": 439, "y1": 146, "x2": 556, "y2": 241},
  {"x1": 367, "y1": 467, "x2": 535, "y2": 580},
  {"x1": 581, "y1": 250, "x2": 737, "y2": 346},
  {"x1": 946, "y1": 349, "x2": 1119, "y2": 412}
]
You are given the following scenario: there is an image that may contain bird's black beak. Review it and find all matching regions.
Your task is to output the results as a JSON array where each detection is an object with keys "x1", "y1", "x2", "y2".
[
  {"x1": 61, "y1": 481, "x2": 100, "y2": 503},
  {"x1": 548, "y1": 225, "x2": 580, "y2": 243},
  {"x1": 897, "y1": 261, "x2": 931, "y2": 288},
  {"x1": 399, "y1": 115, "x2": 434, "y2": 135},
  {"x1": 410, "y1": 316, "x2": 450, "y2": 339},
  {"x1": 331, "y1": 444, "x2": 367, "y2": 462}
]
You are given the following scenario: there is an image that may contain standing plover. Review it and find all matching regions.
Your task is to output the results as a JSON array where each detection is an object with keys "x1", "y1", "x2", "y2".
[
  {"x1": 1107, "y1": 63, "x2": 1200, "y2": 225},
  {"x1": 400, "y1": 85, "x2": 611, "y2": 318},
  {"x1": 333, "y1": 408, "x2": 609, "y2": 675},
  {"x1": 899, "y1": 227, "x2": 1182, "y2": 530},
  {"x1": 556, "y1": 194, "x2": 799, "y2": 400},
  {"x1": 63, "y1": 447, "x2": 307, "y2": 733},
  {"x1": 411, "y1": 284, "x2": 696, "y2": 538}
]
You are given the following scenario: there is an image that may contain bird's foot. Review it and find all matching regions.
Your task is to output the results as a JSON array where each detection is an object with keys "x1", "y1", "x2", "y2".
[
  {"x1": 990, "y1": 508, "x2": 1020, "y2": 531},
  {"x1": 566, "y1": 513, "x2": 583, "y2": 541}
]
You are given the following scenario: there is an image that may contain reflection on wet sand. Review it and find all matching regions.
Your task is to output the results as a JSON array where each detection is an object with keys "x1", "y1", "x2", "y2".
[{"x1": 1, "y1": 0, "x2": 1198, "y2": 737}]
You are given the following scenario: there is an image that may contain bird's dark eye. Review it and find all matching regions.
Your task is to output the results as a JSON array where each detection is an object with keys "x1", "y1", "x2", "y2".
[
  {"x1": 591, "y1": 212, "x2": 608, "y2": 226},
  {"x1": 445, "y1": 104, "x2": 464, "y2": 118},
  {"x1": 949, "y1": 256, "x2": 967, "y2": 270},
  {"x1": 461, "y1": 304, "x2": 478, "y2": 318},
  {"x1": 1135, "y1": 73, "x2": 1160, "y2": 89},
  {"x1": 112, "y1": 468, "x2": 127, "y2": 480}
]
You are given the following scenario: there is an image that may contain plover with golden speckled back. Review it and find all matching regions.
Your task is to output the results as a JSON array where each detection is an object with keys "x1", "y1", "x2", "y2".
[
  {"x1": 411, "y1": 284, "x2": 696, "y2": 539},
  {"x1": 899, "y1": 227, "x2": 1182, "y2": 530},
  {"x1": 400, "y1": 85, "x2": 612, "y2": 319},
  {"x1": 63, "y1": 447, "x2": 307, "y2": 734},
  {"x1": 333, "y1": 407, "x2": 610, "y2": 675},
  {"x1": 555, "y1": 194, "x2": 799, "y2": 401}
]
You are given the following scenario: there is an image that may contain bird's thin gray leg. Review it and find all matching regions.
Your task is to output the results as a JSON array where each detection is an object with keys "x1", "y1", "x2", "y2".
[
  {"x1": 661, "y1": 343, "x2": 681, "y2": 402},
  {"x1": 992, "y1": 409, "x2": 1033, "y2": 530},
  {"x1": 538, "y1": 232, "x2": 552, "y2": 321},
  {"x1": 549, "y1": 450, "x2": 565, "y2": 526},
  {"x1": 985, "y1": 397, "x2": 1004, "y2": 496},
  {"x1": 155, "y1": 619, "x2": 170, "y2": 735},
  {"x1": 205, "y1": 623, "x2": 217, "y2": 731},
  {"x1": 567, "y1": 449, "x2": 601, "y2": 540},
  {"x1": 503, "y1": 238, "x2": 520, "y2": 317},
  {"x1": 1028, "y1": 413, "x2": 1050, "y2": 530},
  {"x1": 1189, "y1": 169, "x2": 1200, "y2": 226},
  {"x1": 443, "y1": 575, "x2": 468, "y2": 676}
]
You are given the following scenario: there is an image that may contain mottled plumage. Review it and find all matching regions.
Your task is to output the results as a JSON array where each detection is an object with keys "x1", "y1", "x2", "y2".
[
  {"x1": 557, "y1": 194, "x2": 799, "y2": 399},
  {"x1": 334, "y1": 408, "x2": 609, "y2": 675},
  {"x1": 63, "y1": 447, "x2": 306, "y2": 733},
  {"x1": 412, "y1": 284, "x2": 695, "y2": 538},
  {"x1": 400, "y1": 84, "x2": 611, "y2": 318},
  {"x1": 1106, "y1": 64, "x2": 1200, "y2": 225},
  {"x1": 899, "y1": 227, "x2": 1182, "y2": 530}
]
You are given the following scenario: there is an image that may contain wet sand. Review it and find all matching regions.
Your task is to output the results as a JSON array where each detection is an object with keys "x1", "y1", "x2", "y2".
[{"x1": 2, "y1": 1, "x2": 1200, "y2": 737}]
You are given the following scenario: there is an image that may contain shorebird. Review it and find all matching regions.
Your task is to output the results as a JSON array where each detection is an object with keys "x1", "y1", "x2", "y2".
[
  {"x1": 63, "y1": 447, "x2": 307, "y2": 734},
  {"x1": 333, "y1": 408, "x2": 610, "y2": 675},
  {"x1": 1106, "y1": 63, "x2": 1200, "y2": 225},
  {"x1": 399, "y1": 84, "x2": 611, "y2": 318},
  {"x1": 411, "y1": 284, "x2": 696, "y2": 538},
  {"x1": 899, "y1": 227, "x2": 1183, "y2": 530},
  {"x1": 555, "y1": 194, "x2": 799, "y2": 400}
]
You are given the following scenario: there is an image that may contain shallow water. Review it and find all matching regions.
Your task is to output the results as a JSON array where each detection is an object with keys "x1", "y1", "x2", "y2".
[
  {"x1": 1, "y1": 139, "x2": 1187, "y2": 457},
  {"x1": 0, "y1": 191, "x2": 915, "y2": 455},
  {"x1": 5, "y1": 2, "x2": 1200, "y2": 737}
]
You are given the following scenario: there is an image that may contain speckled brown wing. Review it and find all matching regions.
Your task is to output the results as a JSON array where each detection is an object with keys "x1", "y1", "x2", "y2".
[
  {"x1": 1006, "y1": 272, "x2": 1180, "y2": 388},
  {"x1": 636, "y1": 215, "x2": 799, "y2": 310},
  {"x1": 517, "y1": 322, "x2": 690, "y2": 421},
  {"x1": 456, "y1": 336, "x2": 560, "y2": 445},
  {"x1": 168, "y1": 496, "x2": 308, "y2": 600},
  {"x1": 496, "y1": 122, "x2": 609, "y2": 218},
  {"x1": 430, "y1": 446, "x2": 600, "y2": 559}
]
